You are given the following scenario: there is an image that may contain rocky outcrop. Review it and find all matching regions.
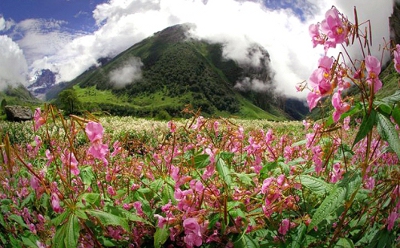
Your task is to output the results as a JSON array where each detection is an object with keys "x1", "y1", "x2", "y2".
[
  {"x1": 4, "y1": 105, "x2": 33, "y2": 122},
  {"x1": 390, "y1": 2, "x2": 400, "y2": 47}
]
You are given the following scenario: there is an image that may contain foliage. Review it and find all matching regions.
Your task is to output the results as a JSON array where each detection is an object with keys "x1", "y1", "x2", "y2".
[{"x1": 0, "y1": 6, "x2": 400, "y2": 248}]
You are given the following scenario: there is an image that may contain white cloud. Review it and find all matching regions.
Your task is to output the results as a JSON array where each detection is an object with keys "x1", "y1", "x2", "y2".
[
  {"x1": 4, "y1": 0, "x2": 394, "y2": 99},
  {"x1": 109, "y1": 57, "x2": 143, "y2": 88},
  {"x1": 0, "y1": 16, "x2": 5, "y2": 31},
  {"x1": 0, "y1": 35, "x2": 29, "y2": 89}
]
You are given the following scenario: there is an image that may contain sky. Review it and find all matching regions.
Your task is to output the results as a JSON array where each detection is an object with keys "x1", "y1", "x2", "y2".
[{"x1": 0, "y1": 0, "x2": 395, "y2": 98}]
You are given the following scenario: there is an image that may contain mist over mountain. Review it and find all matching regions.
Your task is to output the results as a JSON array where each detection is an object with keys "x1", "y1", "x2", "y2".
[{"x1": 45, "y1": 23, "x2": 307, "y2": 120}]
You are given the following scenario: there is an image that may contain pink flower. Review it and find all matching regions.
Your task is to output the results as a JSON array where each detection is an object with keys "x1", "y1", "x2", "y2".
[
  {"x1": 307, "y1": 92, "x2": 322, "y2": 111},
  {"x1": 387, "y1": 211, "x2": 398, "y2": 231},
  {"x1": 51, "y1": 193, "x2": 63, "y2": 213},
  {"x1": 85, "y1": 121, "x2": 104, "y2": 143},
  {"x1": 107, "y1": 186, "x2": 116, "y2": 196},
  {"x1": 309, "y1": 23, "x2": 324, "y2": 48},
  {"x1": 88, "y1": 143, "x2": 109, "y2": 165},
  {"x1": 61, "y1": 149, "x2": 79, "y2": 176},
  {"x1": 365, "y1": 55, "x2": 382, "y2": 93},
  {"x1": 332, "y1": 91, "x2": 350, "y2": 122},
  {"x1": 183, "y1": 218, "x2": 203, "y2": 247},
  {"x1": 394, "y1": 44, "x2": 400, "y2": 73},
  {"x1": 278, "y1": 218, "x2": 290, "y2": 235},
  {"x1": 307, "y1": 56, "x2": 335, "y2": 111},
  {"x1": 320, "y1": 7, "x2": 348, "y2": 48},
  {"x1": 33, "y1": 108, "x2": 46, "y2": 131},
  {"x1": 168, "y1": 121, "x2": 176, "y2": 133}
]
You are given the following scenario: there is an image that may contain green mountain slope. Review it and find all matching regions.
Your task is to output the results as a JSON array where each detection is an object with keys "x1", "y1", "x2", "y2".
[{"x1": 48, "y1": 24, "x2": 302, "y2": 120}]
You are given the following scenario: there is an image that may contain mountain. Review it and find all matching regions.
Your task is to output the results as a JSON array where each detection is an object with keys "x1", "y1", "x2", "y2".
[
  {"x1": 46, "y1": 24, "x2": 306, "y2": 120},
  {"x1": 28, "y1": 69, "x2": 57, "y2": 99}
]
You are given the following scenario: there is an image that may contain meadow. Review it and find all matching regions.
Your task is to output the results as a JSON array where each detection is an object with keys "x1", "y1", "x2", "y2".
[{"x1": 0, "y1": 5, "x2": 400, "y2": 248}]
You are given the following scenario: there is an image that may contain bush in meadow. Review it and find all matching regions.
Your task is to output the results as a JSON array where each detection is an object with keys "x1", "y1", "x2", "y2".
[{"x1": 0, "y1": 6, "x2": 399, "y2": 248}]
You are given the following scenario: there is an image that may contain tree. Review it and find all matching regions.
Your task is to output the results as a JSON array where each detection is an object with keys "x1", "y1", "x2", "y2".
[{"x1": 58, "y1": 89, "x2": 81, "y2": 115}]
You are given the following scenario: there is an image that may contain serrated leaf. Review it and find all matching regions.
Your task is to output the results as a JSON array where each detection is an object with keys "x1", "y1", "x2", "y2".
[
  {"x1": 378, "y1": 103, "x2": 392, "y2": 115},
  {"x1": 78, "y1": 193, "x2": 100, "y2": 206},
  {"x1": 86, "y1": 209, "x2": 129, "y2": 231},
  {"x1": 392, "y1": 107, "x2": 400, "y2": 126},
  {"x1": 307, "y1": 186, "x2": 346, "y2": 232},
  {"x1": 352, "y1": 109, "x2": 377, "y2": 147},
  {"x1": 81, "y1": 166, "x2": 95, "y2": 190},
  {"x1": 234, "y1": 234, "x2": 260, "y2": 248},
  {"x1": 216, "y1": 156, "x2": 232, "y2": 187},
  {"x1": 291, "y1": 223, "x2": 306, "y2": 248},
  {"x1": 9, "y1": 214, "x2": 28, "y2": 229},
  {"x1": 233, "y1": 172, "x2": 255, "y2": 186},
  {"x1": 66, "y1": 214, "x2": 80, "y2": 248},
  {"x1": 298, "y1": 175, "x2": 332, "y2": 196},
  {"x1": 194, "y1": 154, "x2": 210, "y2": 169},
  {"x1": 52, "y1": 210, "x2": 70, "y2": 226},
  {"x1": 54, "y1": 214, "x2": 80, "y2": 248},
  {"x1": 377, "y1": 113, "x2": 400, "y2": 159},
  {"x1": 336, "y1": 237, "x2": 355, "y2": 248},
  {"x1": 379, "y1": 89, "x2": 400, "y2": 105},
  {"x1": 154, "y1": 227, "x2": 169, "y2": 248},
  {"x1": 21, "y1": 232, "x2": 39, "y2": 248}
]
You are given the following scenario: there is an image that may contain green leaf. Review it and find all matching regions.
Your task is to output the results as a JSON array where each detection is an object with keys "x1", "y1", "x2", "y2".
[
  {"x1": 52, "y1": 210, "x2": 71, "y2": 226},
  {"x1": 392, "y1": 107, "x2": 400, "y2": 126},
  {"x1": 54, "y1": 214, "x2": 80, "y2": 248},
  {"x1": 78, "y1": 193, "x2": 100, "y2": 206},
  {"x1": 21, "y1": 231, "x2": 39, "y2": 248},
  {"x1": 352, "y1": 109, "x2": 377, "y2": 148},
  {"x1": 234, "y1": 234, "x2": 260, "y2": 248},
  {"x1": 307, "y1": 186, "x2": 346, "y2": 232},
  {"x1": 86, "y1": 209, "x2": 129, "y2": 231},
  {"x1": 9, "y1": 214, "x2": 28, "y2": 229},
  {"x1": 150, "y1": 178, "x2": 164, "y2": 193},
  {"x1": 335, "y1": 238, "x2": 355, "y2": 248},
  {"x1": 379, "y1": 89, "x2": 400, "y2": 105},
  {"x1": 66, "y1": 214, "x2": 80, "y2": 248},
  {"x1": 377, "y1": 103, "x2": 392, "y2": 115},
  {"x1": 194, "y1": 154, "x2": 210, "y2": 169},
  {"x1": 161, "y1": 183, "x2": 176, "y2": 205},
  {"x1": 233, "y1": 172, "x2": 255, "y2": 186},
  {"x1": 298, "y1": 175, "x2": 332, "y2": 196},
  {"x1": 154, "y1": 227, "x2": 169, "y2": 248},
  {"x1": 291, "y1": 223, "x2": 306, "y2": 248},
  {"x1": 377, "y1": 113, "x2": 400, "y2": 159},
  {"x1": 81, "y1": 166, "x2": 95, "y2": 190},
  {"x1": 216, "y1": 156, "x2": 232, "y2": 187}
]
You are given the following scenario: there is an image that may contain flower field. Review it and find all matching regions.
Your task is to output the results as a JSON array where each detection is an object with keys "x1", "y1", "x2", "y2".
[{"x1": 0, "y1": 5, "x2": 400, "y2": 248}]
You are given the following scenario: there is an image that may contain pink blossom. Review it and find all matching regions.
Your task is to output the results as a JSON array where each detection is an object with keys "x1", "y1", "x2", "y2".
[
  {"x1": 261, "y1": 178, "x2": 274, "y2": 194},
  {"x1": 45, "y1": 149, "x2": 54, "y2": 166},
  {"x1": 332, "y1": 91, "x2": 350, "y2": 122},
  {"x1": 309, "y1": 23, "x2": 324, "y2": 48},
  {"x1": 168, "y1": 121, "x2": 176, "y2": 133},
  {"x1": 107, "y1": 186, "x2": 116, "y2": 196},
  {"x1": 343, "y1": 116, "x2": 350, "y2": 131},
  {"x1": 133, "y1": 201, "x2": 143, "y2": 215},
  {"x1": 364, "y1": 176, "x2": 375, "y2": 190},
  {"x1": 88, "y1": 143, "x2": 109, "y2": 165},
  {"x1": 111, "y1": 141, "x2": 122, "y2": 157},
  {"x1": 85, "y1": 121, "x2": 104, "y2": 143},
  {"x1": 394, "y1": 44, "x2": 400, "y2": 73},
  {"x1": 183, "y1": 218, "x2": 203, "y2": 247},
  {"x1": 51, "y1": 193, "x2": 63, "y2": 213},
  {"x1": 365, "y1": 55, "x2": 382, "y2": 93},
  {"x1": 190, "y1": 179, "x2": 204, "y2": 193},
  {"x1": 61, "y1": 149, "x2": 79, "y2": 176},
  {"x1": 320, "y1": 7, "x2": 348, "y2": 48},
  {"x1": 387, "y1": 211, "x2": 398, "y2": 231},
  {"x1": 33, "y1": 108, "x2": 46, "y2": 131},
  {"x1": 278, "y1": 218, "x2": 290, "y2": 235}
]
